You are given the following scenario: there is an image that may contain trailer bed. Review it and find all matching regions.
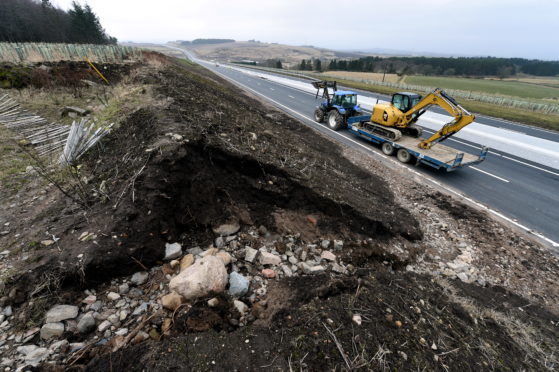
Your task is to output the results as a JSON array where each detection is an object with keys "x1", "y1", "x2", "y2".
[{"x1": 347, "y1": 117, "x2": 487, "y2": 171}]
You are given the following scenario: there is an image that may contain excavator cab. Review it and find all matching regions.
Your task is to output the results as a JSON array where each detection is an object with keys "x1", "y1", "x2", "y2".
[{"x1": 391, "y1": 92, "x2": 422, "y2": 112}]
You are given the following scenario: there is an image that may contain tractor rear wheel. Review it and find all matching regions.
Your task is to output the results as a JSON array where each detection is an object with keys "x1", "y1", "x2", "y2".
[
  {"x1": 397, "y1": 149, "x2": 412, "y2": 163},
  {"x1": 314, "y1": 108, "x2": 325, "y2": 123},
  {"x1": 328, "y1": 110, "x2": 344, "y2": 131}
]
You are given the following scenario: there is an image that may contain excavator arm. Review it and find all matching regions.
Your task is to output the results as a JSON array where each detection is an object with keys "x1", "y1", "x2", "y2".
[{"x1": 401, "y1": 88, "x2": 475, "y2": 149}]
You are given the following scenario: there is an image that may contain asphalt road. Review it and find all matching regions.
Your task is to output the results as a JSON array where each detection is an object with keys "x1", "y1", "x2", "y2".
[{"x1": 171, "y1": 47, "x2": 559, "y2": 251}]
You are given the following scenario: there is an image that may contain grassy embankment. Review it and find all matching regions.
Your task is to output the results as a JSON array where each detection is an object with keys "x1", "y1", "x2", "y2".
[{"x1": 315, "y1": 71, "x2": 559, "y2": 130}]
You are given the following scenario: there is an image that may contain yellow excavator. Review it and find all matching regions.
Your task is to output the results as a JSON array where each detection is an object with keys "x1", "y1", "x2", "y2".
[{"x1": 365, "y1": 88, "x2": 475, "y2": 149}]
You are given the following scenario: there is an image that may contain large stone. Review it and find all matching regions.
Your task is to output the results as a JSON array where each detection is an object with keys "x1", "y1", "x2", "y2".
[
  {"x1": 77, "y1": 313, "x2": 96, "y2": 334},
  {"x1": 228, "y1": 272, "x2": 249, "y2": 297},
  {"x1": 45, "y1": 304, "x2": 79, "y2": 323},
  {"x1": 169, "y1": 256, "x2": 228, "y2": 301},
  {"x1": 161, "y1": 292, "x2": 183, "y2": 311},
  {"x1": 233, "y1": 300, "x2": 248, "y2": 314},
  {"x1": 131, "y1": 271, "x2": 149, "y2": 286},
  {"x1": 212, "y1": 223, "x2": 240, "y2": 236},
  {"x1": 40, "y1": 322, "x2": 64, "y2": 339},
  {"x1": 165, "y1": 242, "x2": 182, "y2": 260},
  {"x1": 216, "y1": 251, "x2": 232, "y2": 265},
  {"x1": 24, "y1": 347, "x2": 49, "y2": 367},
  {"x1": 259, "y1": 252, "x2": 281, "y2": 266}
]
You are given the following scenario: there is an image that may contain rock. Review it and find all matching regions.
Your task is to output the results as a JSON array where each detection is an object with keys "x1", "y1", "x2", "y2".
[
  {"x1": 90, "y1": 301, "x2": 103, "y2": 312},
  {"x1": 333, "y1": 240, "x2": 344, "y2": 250},
  {"x1": 187, "y1": 247, "x2": 203, "y2": 256},
  {"x1": 244, "y1": 247, "x2": 258, "y2": 263},
  {"x1": 261, "y1": 269, "x2": 276, "y2": 278},
  {"x1": 132, "y1": 331, "x2": 149, "y2": 345},
  {"x1": 132, "y1": 302, "x2": 149, "y2": 316},
  {"x1": 24, "y1": 347, "x2": 49, "y2": 367},
  {"x1": 164, "y1": 242, "x2": 182, "y2": 260},
  {"x1": 161, "y1": 292, "x2": 183, "y2": 311},
  {"x1": 131, "y1": 271, "x2": 149, "y2": 286},
  {"x1": 234, "y1": 300, "x2": 248, "y2": 314},
  {"x1": 180, "y1": 254, "x2": 195, "y2": 271},
  {"x1": 395, "y1": 320, "x2": 403, "y2": 328},
  {"x1": 40, "y1": 322, "x2": 64, "y2": 339},
  {"x1": 77, "y1": 313, "x2": 96, "y2": 334},
  {"x1": 149, "y1": 329, "x2": 161, "y2": 341},
  {"x1": 61, "y1": 106, "x2": 90, "y2": 117},
  {"x1": 41, "y1": 239, "x2": 55, "y2": 246},
  {"x1": 118, "y1": 283, "x2": 130, "y2": 295},
  {"x1": 259, "y1": 252, "x2": 281, "y2": 266},
  {"x1": 281, "y1": 265, "x2": 293, "y2": 277},
  {"x1": 107, "y1": 292, "x2": 121, "y2": 301},
  {"x1": 207, "y1": 298, "x2": 219, "y2": 307},
  {"x1": 213, "y1": 223, "x2": 240, "y2": 236},
  {"x1": 321, "y1": 240, "x2": 330, "y2": 249},
  {"x1": 98, "y1": 320, "x2": 111, "y2": 332},
  {"x1": 3, "y1": 305, "x2": 12, "y2": 316},
  {"x1": 119, "y1": 310, "x2": 129, "y2": 321},
  {"x1": 170, "y1": 259, "x2": 180, "y2": 269},
  {"x1": 215, "y1": 236, "x2": 225, "y2": 248},
  {"x1": 45, "y1": 304, "x2": 79, "y2": 323},
  {"x1": 115, "y1": 328, "x2": 128, "y2": 336},
  {"x1": 17, "y1": 345, "x2": 39, "y2": 355},
  {"x1": 320, "y1": 250, "x2": 336, "y2": 261},
  {"x1": 50, "y1": 339, "x2": 69, "y2": 351},
  {"x1": 331, "y1": 262, "x2": 348, "y2": 274},
  {"x1": 457, "y1": 272, "x2": 469, "y2": 282},
  {"x1": 288, "y1": 256, "x2": 298, "y2": 265},
  {"x1": 228, "y1": 272, "x2": 249, "y2": 297},
  {"x1": 309, "y1": 265, "x2": 325, "y2": 274},
  {"x1": 108, "y1": 314, "x2": 120, "y2": 325},
  {"x1": 352, "y1": 314, "x2": 362, "y2": 325},
  {"x1": 82, "y1": 295, "x2": 97, "y2": 305},
  {"x1": 216, "y1": 251, "x2": 232, "y2": 265},
  {"x1": 169, "y1": 256, "x2": 228, "y2": 300},
  {"x1": 306, "y1": 215, "x2": 317, "y2": 225}
]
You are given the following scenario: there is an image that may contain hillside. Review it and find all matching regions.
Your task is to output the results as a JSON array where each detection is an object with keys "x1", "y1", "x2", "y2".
[
  {"x1": 0, "y1": 52, "x2": 558, "y2": 370},
  {"x1": 175, "y1": 41, "x2": 363, "y2": 68}
]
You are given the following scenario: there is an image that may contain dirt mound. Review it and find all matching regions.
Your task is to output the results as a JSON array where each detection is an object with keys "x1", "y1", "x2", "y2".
[{"x1": 84, "y1": 269, "x2": 559, "y2": 371}]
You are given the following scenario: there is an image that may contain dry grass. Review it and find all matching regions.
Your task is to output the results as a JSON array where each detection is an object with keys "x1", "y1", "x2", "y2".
[
  {"x1": 322, "y1": 70, "x2": 402, "y2": 84},
  {"x1": 436, "y1": 279, "x2": 558, "y2": 370}
]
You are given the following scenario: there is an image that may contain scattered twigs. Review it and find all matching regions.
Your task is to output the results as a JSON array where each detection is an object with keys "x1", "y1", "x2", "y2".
[{"x1": 323, "y1": 322, "x2": 353, "y2": 371}]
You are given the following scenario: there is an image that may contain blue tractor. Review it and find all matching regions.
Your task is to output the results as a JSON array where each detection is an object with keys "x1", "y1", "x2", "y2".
[{"x1": 312, "y1": 80, "x2": 362, "y2": 130}]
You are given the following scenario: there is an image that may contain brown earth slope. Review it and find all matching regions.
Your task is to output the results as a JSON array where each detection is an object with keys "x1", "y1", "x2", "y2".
[{"x1": 0, "y1": 54, "x2": 557, "y2": 370}]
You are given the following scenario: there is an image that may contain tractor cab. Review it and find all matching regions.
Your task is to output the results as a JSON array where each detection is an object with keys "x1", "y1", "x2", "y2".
[
  {"x1": 391, "y1": 92, "x2": 422, "y2": 113},
  {"x1": 330, "y1": 91, "x2": 358, "y2": 109}
]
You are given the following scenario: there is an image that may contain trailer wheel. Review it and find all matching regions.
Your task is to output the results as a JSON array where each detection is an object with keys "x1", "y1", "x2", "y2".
[
  {"x1": 381, "y1": 142, "x2": 394, "y2": 156},
  {"x1": 397, "y1": 149, "x2": 412, "y2": 163},
  {"x1": 328, "y1": 110, "x2": 344, "y2": 131},
  {"x1": 314, "y1": 108, "x2": 325, "y2": 123}
]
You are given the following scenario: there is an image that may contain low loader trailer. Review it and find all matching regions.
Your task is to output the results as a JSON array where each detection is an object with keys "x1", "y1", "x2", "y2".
[{"x1": 347, "y1": 115, "x2": 488, "y2": 171}]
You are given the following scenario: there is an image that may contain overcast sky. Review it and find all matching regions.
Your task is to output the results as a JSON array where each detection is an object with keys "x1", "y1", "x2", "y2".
[{"x1": 51, "y1": 0, "x2": 559, "y2": 60}]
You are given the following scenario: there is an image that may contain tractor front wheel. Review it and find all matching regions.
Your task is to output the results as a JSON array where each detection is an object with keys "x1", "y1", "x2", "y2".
[
  {"x1": 328, "y1": 110, "x2": 345, "y2": 131},
  {"x1": 314, "y1": 108, "x2": 325, "y2": 123}
]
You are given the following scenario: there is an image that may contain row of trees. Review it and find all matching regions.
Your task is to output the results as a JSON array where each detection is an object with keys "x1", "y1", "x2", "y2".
[
  {"x1": 0, "y1": 0, "x2": 115, "y2": 44},
  {"x1": 299, "y1": 59, "x2": 322, "y2": 71},
  {"x1": 298, "y1": 56, "x2": 559, "y2": 77}
]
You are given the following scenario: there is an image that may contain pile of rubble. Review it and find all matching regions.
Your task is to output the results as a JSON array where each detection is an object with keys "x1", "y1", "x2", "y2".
[{"x1": 0, "y1": 223, "x2": 352, "y2": 369}]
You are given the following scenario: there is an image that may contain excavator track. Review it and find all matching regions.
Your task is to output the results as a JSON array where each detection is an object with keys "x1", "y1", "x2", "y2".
[
  {"x1": 403, "y1": 124, "x2": 423, "y2": 138},
  {"x1": 362, "y1": 122, "x2": 402, "y2": 141}
]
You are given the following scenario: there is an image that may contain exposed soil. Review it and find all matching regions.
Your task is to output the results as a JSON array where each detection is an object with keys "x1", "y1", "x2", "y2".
[{"x1": 0, "y1": 54, "x2": 558, "y2": 370}]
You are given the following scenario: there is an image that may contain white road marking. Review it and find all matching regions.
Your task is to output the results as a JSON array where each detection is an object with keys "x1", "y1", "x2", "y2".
[
  {"x1": 470, "y1": 167, "x2": 510, "y2": 182},
  {"x1": 196, "y1": 57, "x2": 559, "y2": 249},
  {"x1": 500, "y1": 155, "x2": 559, "y2": 177},
  {"x1": 288, "y1": 95, "x2": 295, "y2": 99},
  {"x1": 270, "y1": 88, "x2": 275, "y2": 91}
]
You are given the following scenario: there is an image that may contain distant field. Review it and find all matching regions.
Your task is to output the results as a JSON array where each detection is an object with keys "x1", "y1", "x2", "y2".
[
  {"x1": 322, "y1": 71, "x2": 402, "y2": 84},
  {"x1": 403, "y1": 75, "x2": 559, "y2": 101}
]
